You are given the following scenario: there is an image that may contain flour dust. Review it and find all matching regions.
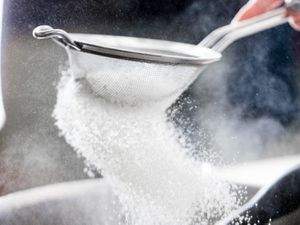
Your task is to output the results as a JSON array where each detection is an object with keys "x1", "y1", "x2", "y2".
[{"x1": 52, "y1": 68, "x2": 242, "y2": 225}]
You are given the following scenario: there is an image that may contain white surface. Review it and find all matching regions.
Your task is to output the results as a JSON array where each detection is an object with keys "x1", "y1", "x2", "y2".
[
  {"x1": 0, "y1": 179, "x2": 122, "y2": 225},
  {"x1": 0, "y1": 179, "x2": 108, "y2": 210},
  {"x1": 216, "y1": 155, "x2": 300, "y2": 187}
]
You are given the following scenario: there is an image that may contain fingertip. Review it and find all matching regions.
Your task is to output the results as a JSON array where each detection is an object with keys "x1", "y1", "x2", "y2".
[
  {"x1": 233, "y1": 0, "x2": 284, "y2": 22},
  {"x1": 289, "y1": 20, "x2": 300, "y2": 31},
  {"x1": 232, "y1": 2, "x2": 260, "y2": 22},
  {"x1": 287, "y1": 10, "x2": 300, "y2": 31}
]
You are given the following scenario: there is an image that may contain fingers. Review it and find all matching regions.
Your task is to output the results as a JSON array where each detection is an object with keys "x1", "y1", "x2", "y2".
[
  {"x1": 255, "y1": 0, "x2": 284, "y2": 11},
  {"x1": 232, "y1": 0, "x2": 284, "y2": 22},
  {"x1": 232, "y1": 0, "x2": 258, "y2": 22},
  {"x1": 288, "y1": 9, "x2": 300, "y2": 31},
  {"x1": 233, "y1": 0, "x2": 300, "y2": 31}
]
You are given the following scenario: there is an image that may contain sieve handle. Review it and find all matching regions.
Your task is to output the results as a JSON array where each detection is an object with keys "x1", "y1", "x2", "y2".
[
  {"x1": 33, "y1": 25, "x2": 80, "y2": 51},
  {"x1": 199, "y1": 0, "x2": 300, "y2": 52}
]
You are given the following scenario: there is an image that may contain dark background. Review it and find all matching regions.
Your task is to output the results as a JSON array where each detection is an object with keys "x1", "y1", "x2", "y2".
[
  {"x1": 1, "y1": 0, "x2": 300, "y2": 195},
  {"x1": 5, "y1": 0, "x2": 300, "y2": 124}
]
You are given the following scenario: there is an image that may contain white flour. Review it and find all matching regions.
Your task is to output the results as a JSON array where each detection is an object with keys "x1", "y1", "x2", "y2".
[
  {"x1": 53, "y1": 68, "x2": 241, "y2": 225},
  {"x1": 67, "y1": 46, "x2": 201, "y2": 106}
]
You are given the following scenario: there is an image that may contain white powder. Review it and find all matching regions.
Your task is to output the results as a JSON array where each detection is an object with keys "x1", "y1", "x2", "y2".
[
  {"x1": 67, "y1": 48, "x2": 201, "y2": 106},
  {"x1": 53, "y1": 68, "x2": 241, "y2": 225}
]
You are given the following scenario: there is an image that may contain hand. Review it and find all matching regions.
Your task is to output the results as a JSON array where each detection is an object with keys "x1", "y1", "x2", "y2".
[{"x1": 233, "y1": 0, "x2": 300, "y2": 30}]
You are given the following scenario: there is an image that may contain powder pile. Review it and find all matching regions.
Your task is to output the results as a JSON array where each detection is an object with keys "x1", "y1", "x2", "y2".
[{"x1": 53, "y1": 68, "x2": 242, "y2": 225}]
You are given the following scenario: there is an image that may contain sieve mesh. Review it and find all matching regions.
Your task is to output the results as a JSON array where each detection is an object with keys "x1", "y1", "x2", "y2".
[{"x1": 68, "y1": 50, "x2": 202, "y2": 105}]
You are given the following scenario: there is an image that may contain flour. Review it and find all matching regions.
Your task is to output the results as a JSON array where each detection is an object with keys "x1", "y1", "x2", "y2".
[
  {"x1": 67, "y1": 46, "x2": 201, "y2": 106},
  {"x1": 53, "y1": 67, "x2": 241, "y2": 225}
]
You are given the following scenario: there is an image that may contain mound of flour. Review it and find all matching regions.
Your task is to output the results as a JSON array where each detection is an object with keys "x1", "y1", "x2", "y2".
[{"x1": 53, "y1": 69, "x2": 241, "y2": 225}]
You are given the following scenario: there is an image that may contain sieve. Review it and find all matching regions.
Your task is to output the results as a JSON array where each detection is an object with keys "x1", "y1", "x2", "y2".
[{"x1": 33, "y1": 0, "x2": 300, "y2": 106}]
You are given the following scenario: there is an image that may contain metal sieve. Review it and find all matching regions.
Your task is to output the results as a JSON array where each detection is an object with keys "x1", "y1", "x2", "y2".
[{"x1": 33, "y1": 0, "x2": 300, "y2": 106}]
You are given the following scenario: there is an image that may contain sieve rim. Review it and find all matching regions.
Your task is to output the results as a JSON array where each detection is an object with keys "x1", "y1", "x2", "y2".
[
  {"x1": 71, "y1": 34, "x2": 221, "y2": 65},
  {"x1": 33, "y1": 26, "x2": 221, "y2": 65}
]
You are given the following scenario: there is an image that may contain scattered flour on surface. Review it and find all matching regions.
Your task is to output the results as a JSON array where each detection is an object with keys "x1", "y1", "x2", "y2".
[{"x1": 53, "y1": 69, "x2": 242, "y2": 225}]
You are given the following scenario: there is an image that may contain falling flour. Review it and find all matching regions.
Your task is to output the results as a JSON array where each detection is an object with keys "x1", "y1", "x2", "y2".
[{"x1": 53, "y1": 68, "x2": 242, "y2": 225}]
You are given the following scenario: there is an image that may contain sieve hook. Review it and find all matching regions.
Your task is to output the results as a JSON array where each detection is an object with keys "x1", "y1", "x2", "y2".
[{"x1": 33, "y1": 25, "x2": 80, "y2": 51}]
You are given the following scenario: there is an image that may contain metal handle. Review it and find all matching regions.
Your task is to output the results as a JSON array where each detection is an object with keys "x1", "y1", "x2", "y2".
[
  {"x1": 199, "y1": 0, "x2": 300, "y2": 52},
  {"x1": 286, "y1": 0, "x2": 300, "y2": 11},
  {"x1": 32, "y1": 25, "x2": 80, "y2": 51}
]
